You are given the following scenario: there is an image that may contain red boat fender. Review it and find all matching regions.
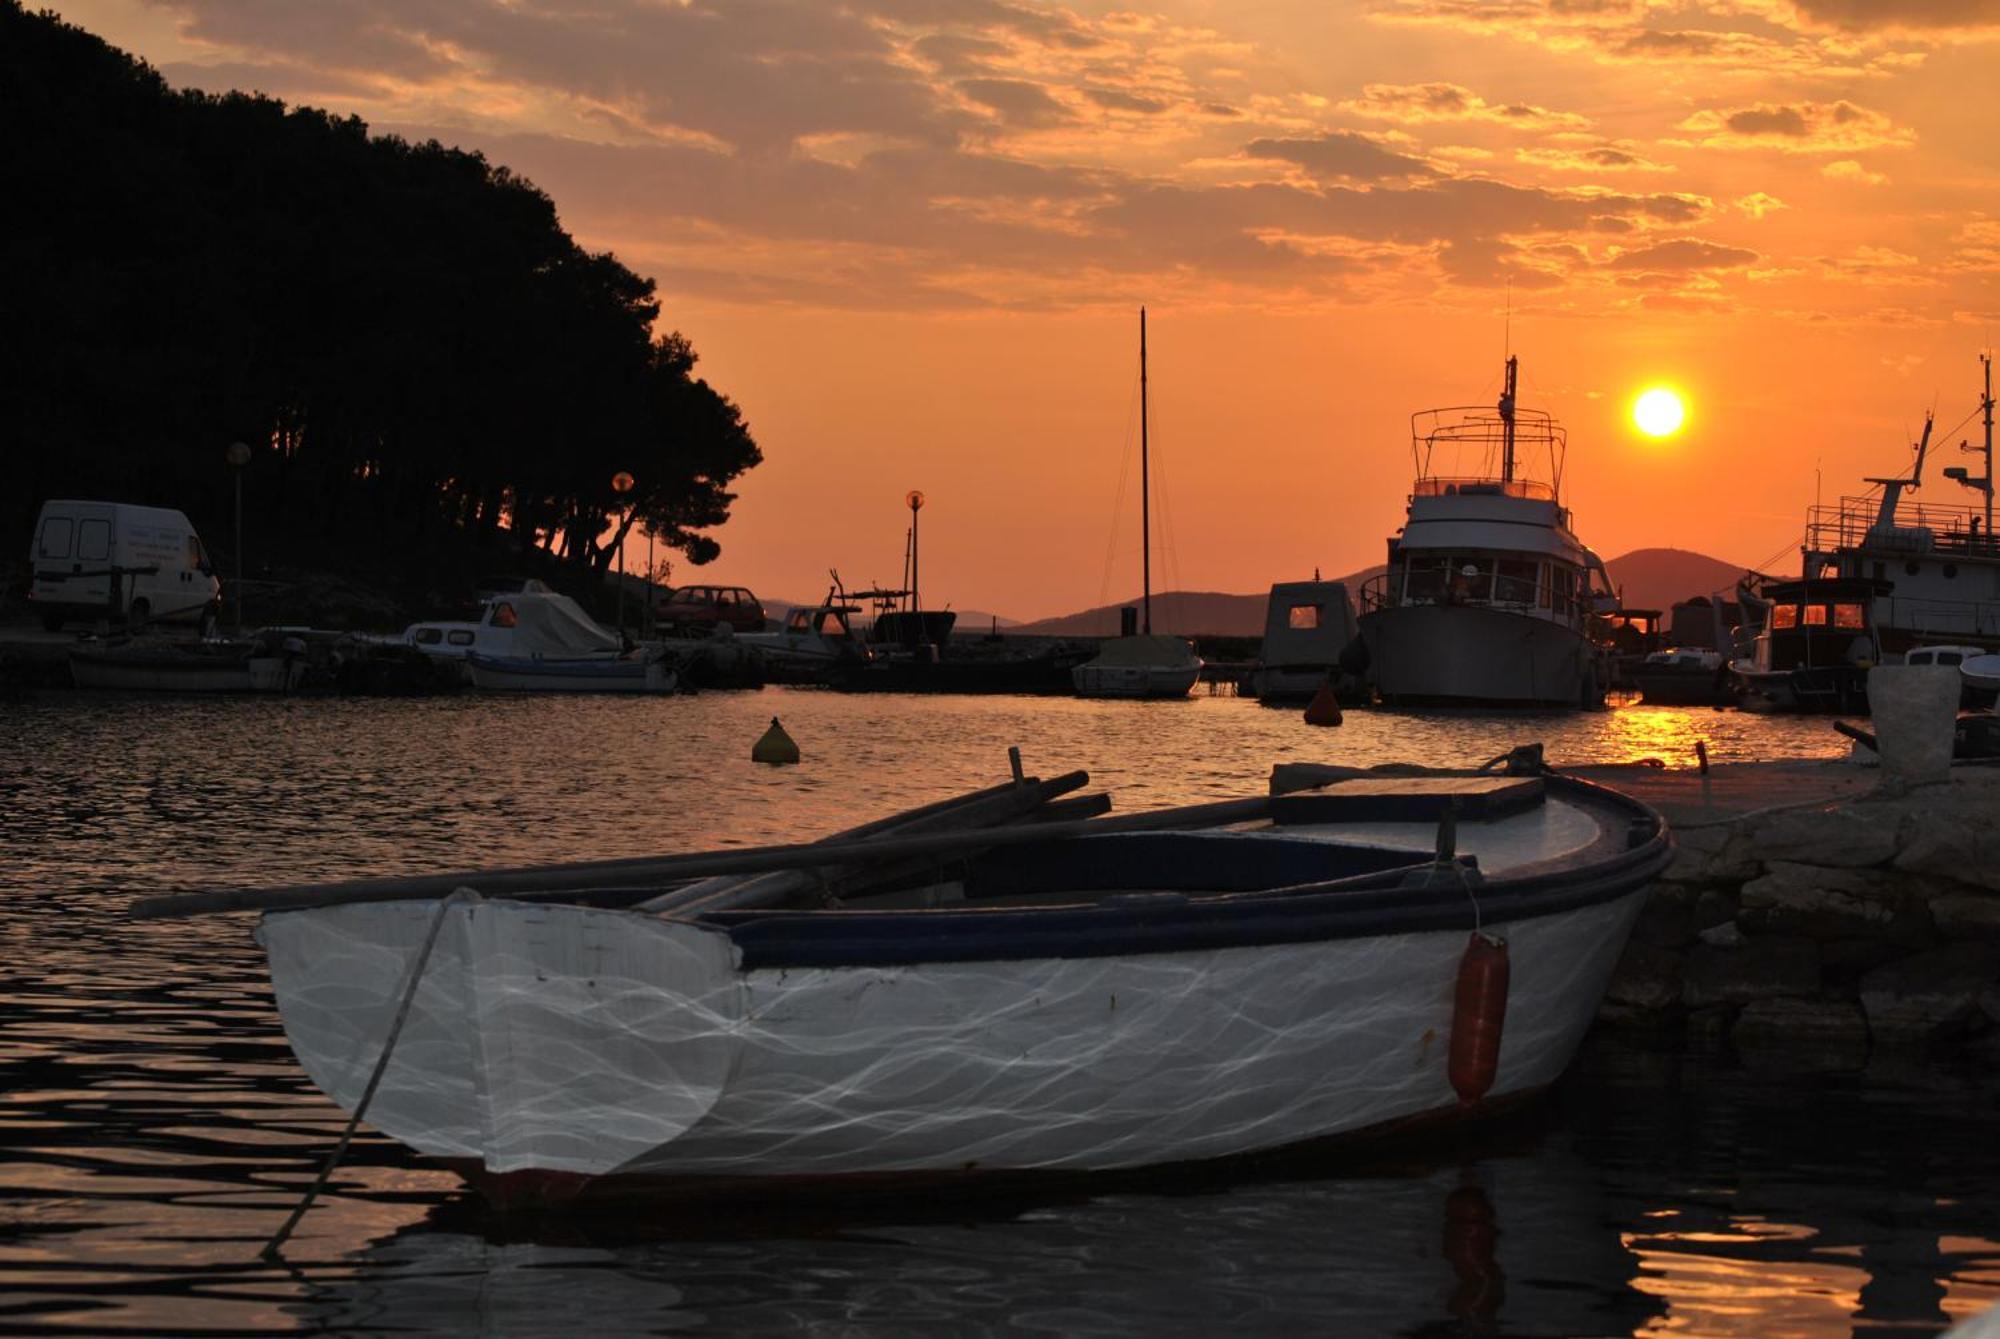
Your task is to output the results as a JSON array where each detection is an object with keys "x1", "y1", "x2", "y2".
[
  {"x1": 1449, "y1": 932, "x2": 1509, "y2": 1104},
  {"x1": 1303, "y1": 679, "x2": 1343, "y2": 727}
]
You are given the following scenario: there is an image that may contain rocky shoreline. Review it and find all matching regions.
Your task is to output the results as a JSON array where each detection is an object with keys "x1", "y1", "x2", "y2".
[{"x1": 1590, "y1": 763, "x2": 2000, "y2": 1061}]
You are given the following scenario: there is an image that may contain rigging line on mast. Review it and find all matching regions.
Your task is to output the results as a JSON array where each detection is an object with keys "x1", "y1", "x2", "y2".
[
  {"x1": 1148, "y1": 394, "x2": 1187, "y2": 630},
  {"x1": 1096, "y1": 366, "x2": 1142, "y2": 609}
]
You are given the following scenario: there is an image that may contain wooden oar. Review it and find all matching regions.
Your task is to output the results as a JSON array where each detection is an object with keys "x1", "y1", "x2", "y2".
[
  {"x1": 633, "y1": 769, "x2": 1090, "y2": 915},
  {"x1": 128, "y1": 792, "x2": 1271, "y2": 921},
  {"x1": 127, "y1": 768, "x2": 1086, "y2": 922}
]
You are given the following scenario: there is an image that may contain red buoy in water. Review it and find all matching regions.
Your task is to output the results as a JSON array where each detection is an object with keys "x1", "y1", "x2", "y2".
[
  {"x1": 1303, "y1": 679, "x2": 1343, "y2": 727},
  {"x1": 1449, "y1": 932, "x2": 1510, "y2": 1104}
]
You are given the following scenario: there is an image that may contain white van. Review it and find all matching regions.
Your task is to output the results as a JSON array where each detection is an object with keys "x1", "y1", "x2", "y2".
[{"x1": 28, "y1": 500, "x2": 222, "y2": 633}]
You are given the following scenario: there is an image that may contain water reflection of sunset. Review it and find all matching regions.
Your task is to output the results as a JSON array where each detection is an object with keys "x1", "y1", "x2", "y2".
[
  {"x1": 1599, "y1": 702, "x2": 1793, "y2": 770},
  {"x1": 1625, "y1": 1216, "x2": 2000, "y2": 1335}
]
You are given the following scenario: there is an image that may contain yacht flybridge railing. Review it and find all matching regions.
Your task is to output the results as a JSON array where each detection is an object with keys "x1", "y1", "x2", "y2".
[
  {"x1": 1807, "y1": 494, "x2": 2000, "y2": 558},
  {"x1": 1411, "y1": 404, "x2": 1567, "y2": 497},
  {"x1": 1411, "y1": 478, "x2": 1555, "y2": 501}
]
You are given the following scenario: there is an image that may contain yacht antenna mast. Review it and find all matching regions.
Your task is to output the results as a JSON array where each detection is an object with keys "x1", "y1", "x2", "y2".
[
  {"x1": 1499, "y1": 354, "x2": 1519, "y2": 483},
  {"x1": 1941, "y1": 355, "x2": 1993, "y2": 536},
  {"x1": 1140, "y1": 305, "x2": 1152, "y2": 635},
  {"x1": 1984, "y1": 352, "x2": 1995, "y2": 538}
]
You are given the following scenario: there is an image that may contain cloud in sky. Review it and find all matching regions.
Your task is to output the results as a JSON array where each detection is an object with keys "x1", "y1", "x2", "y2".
[
  {"x1": 1822, "y1": 159, "x2": 1889, "y2": 185},
  {"x1": 1242, "y1": 131, "x2": 1437, "y2": 183},
  {"x1": 1784, "y1": 0, "x2": 2000, "y2": 32},
  {"x1": 36, "y1": 0, "x2": 1990, "y2": 324},
  {"x1": 1516, "y1": 142, "x2": 1672, "y2": 173},
  {"x1": 1677, "y1": 101, "x2": 1916, "y2": 153},
  {"x1": 1338, "y1": 81, "x2": 1590, "y2": 131},
  {"x1": 38, "y1": 0, "x2": 2000, "y2": 622}
]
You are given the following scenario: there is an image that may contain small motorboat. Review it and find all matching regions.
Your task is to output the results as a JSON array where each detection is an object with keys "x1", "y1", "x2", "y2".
[
  {"x1": 1071, "y1": 632, "x2": 1203, "y2": 699},
  {"x1": 1630, "y1": 647, "x2": 1736, "y2": 707},
  {"x1": 157, "y1": 764, "x2": 1672, "y2": 1211},
  {"x1": 69, "y1": 638, "x2": 308, "y2": 693}
]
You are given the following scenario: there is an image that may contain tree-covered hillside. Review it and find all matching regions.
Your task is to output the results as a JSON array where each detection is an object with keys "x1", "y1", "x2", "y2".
[{"x1": 0, "y1": 3, "x2": 758, "y2": 612}]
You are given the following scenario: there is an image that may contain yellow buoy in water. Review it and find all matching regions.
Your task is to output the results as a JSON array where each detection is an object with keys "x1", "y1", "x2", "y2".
[{"x1": 752, "y1": 716, "x2": 800, "y2": 765}]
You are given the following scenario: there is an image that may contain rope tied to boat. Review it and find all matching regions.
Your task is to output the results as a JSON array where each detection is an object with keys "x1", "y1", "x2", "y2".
[
  {"x1": 258, "y1": 887, "x2": 480, "y2": 1262},
  {"x1": 1425, "y1": 798, "x2": 1489, "y2": 934}
]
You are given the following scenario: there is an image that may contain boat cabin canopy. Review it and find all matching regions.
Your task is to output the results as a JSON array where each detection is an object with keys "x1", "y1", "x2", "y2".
[
  {"x1": 1084, "y1": 633, "x2": 1199, "y2": 667},
  {"x1": 1258, "y1": 581, "x2": 1358, "y2": 662}
]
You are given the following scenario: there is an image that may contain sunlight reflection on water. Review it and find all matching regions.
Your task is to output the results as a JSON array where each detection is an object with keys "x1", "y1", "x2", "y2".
[{"x1": 2, "y1": 688, "x2": 1993, "y2": 1336}]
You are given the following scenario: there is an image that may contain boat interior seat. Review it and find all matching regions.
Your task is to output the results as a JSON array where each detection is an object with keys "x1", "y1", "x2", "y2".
[{"x1": 958, "y1": 832, "x2": 1433, "y2": 902}]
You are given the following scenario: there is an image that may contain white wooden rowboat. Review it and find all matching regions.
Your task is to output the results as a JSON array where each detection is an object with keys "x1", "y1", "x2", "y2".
[{"x1": 247, "y1": 772, "x2": 1671, "y2": 1210}]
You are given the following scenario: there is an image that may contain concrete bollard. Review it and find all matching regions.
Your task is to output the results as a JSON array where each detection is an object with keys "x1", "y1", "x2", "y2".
[{"x1": 1867, "y1": 663, "x2": 1959, "y2": 786}]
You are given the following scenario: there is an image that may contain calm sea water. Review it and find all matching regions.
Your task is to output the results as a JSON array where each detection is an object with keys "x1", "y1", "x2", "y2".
[{"x1": 2, "y1": 687, "x2": 1996, "y2": 1337}]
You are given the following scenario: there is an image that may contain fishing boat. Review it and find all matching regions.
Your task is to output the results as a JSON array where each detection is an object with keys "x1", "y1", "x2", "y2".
[
  {"x1": 1357, "y1": 358, "x2": 1619, "y2": 708},
  {"x1": 1073, "y1": 309, "x2": 1203, "y2": 699},
  {"x1": 141, "y1": 762, "x2": 1672, "y2": 1211},
  {"x1": 1736, "y1": 357, "x2": 2000, "y2": 712}
]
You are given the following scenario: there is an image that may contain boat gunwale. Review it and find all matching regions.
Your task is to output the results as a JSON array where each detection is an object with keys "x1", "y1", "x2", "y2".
[{"x1": 698, "y1": 776, "x2": 1670, "y2": 969}]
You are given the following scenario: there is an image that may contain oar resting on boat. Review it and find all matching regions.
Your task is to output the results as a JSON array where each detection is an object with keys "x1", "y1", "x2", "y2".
[
  {"x1": 633, "y1": 769, "x2": 1094, "y2": 916},
  {"x1": 128, "y1": 774, "x2": 1273, "y2": 922}
]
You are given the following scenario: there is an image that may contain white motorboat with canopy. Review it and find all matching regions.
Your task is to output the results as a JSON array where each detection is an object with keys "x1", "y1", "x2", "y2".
[
  {"x1": 1358, "y1": 358, "x2": 1618, "y2": 708},
  {"x1": 135, "y1": 756, "x2": 1672, "y2": 1213},
  {"x1": 426, "y1": 588, "x2": 680, "y2": 693}
]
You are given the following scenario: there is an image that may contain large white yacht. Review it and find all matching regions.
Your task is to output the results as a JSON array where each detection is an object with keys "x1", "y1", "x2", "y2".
[{"x1": 1357, "y1": 358, "x2": 1618, "y2": 708}]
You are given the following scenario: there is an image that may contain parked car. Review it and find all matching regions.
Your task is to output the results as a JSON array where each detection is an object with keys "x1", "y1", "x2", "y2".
[
  {"x1": 656, "y1": 584, "x2": 767, "y2": 634},
  {"x1": 28, "y1": 500, "x2": 221, "y2": 633}
]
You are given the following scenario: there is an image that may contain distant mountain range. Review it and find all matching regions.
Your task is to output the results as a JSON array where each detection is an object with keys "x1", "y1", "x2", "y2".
[{"x1": 1007, "y1": 547, "x2": 1754, "y2": 638}]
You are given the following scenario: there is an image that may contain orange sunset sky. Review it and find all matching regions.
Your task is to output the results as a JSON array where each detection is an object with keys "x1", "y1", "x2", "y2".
[{"x1": 49, "y1": 0, "x2": 2000, "y2": 620}]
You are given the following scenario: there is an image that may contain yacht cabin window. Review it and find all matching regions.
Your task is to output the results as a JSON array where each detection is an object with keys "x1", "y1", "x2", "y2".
[
  {"x1": 1495, "y1": 559, "x2": 1537, "y2": 604},
  {"x1": 1771, "y1": 605, "x2": 1798, "y2": 629},
  {"x1": 1288, "y1": 604, "x2": 1320, "y2": 629},
  {"x1": 1833, "y1": 603, "x2": 1865, "y2": 630}
]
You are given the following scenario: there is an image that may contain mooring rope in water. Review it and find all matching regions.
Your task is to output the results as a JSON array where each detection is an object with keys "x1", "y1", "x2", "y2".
[{"x1": 259, "y1": 887, "x2": 479, "y2": 1262}]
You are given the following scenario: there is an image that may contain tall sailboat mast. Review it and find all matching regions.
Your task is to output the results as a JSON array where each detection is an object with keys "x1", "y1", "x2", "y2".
[
  {"x1": 1141, "y1": 306, "x2": 1151, "y2": 636},
  {"x1": 1499, "y1": 354, "x2": 1518, "y2": 484}
]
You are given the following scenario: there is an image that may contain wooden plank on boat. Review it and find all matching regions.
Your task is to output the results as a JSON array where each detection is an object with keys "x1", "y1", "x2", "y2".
[
  {"x1": 1269, "y1": 775, "x2": 1545, "y2": 825},
  {"x1": 1269, "y1": 761, "x2": 1483, "y2": 796}
]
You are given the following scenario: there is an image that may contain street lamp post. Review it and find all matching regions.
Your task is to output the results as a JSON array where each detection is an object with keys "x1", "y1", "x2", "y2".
[
  {"x1": 225, "y1": 441, "x2": 251, "y2": 632},
  {"x1": 906, "y1": 489, "x2": 925, "y2": 613},
  {"x1": 611, "y1": 471, "x2": 636, "y2": 638}
]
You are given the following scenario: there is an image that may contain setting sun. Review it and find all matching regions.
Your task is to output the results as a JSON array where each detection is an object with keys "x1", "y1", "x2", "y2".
[{"x1": 1633, "y1": 388, "x2": 1686, "y2": 439}]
